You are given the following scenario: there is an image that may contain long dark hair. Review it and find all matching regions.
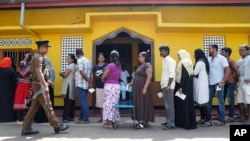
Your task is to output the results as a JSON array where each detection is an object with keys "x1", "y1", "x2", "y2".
[
  {"x1": 68, "y1": 53, "x2": 77, "y2": 64},
  {"x1": 110, "y1": 50, "x2": 120, "y2": 66},
  {"x1": 194, "y1": 49, "x2": 209, "y2": 75}
]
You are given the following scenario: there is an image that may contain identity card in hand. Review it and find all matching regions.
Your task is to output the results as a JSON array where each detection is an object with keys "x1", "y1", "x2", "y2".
[{"x1": 175, "y1": 91, "x2": 186, "y2": 100}]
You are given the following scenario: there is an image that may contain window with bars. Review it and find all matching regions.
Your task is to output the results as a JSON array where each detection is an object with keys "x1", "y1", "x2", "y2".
[
  {"x1": 61, "y1": 36, "x2": 83, "y2": 71},
  {"x1": 203, "y1": 36, "x2": 225, "y2": 57},
  {"x1": 3, "y1": 50, "x2": 31, "y2": 70}
]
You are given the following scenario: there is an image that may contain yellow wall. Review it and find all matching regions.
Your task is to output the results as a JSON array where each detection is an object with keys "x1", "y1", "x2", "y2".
[
  {"x1": 1, "y1": 6, "x2": 249, "y2": 106},
  {"x1": 1, "y1": 6, "x2": 250, "y2": 26}
]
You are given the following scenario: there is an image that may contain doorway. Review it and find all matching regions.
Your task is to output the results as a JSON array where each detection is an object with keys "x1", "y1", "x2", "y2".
[
  {"x1": 94, "y1": 29, "x2": 153, "y2": 75},
  {"x1": 96, "y1": 43, "x2": 132, "y2": 73}
]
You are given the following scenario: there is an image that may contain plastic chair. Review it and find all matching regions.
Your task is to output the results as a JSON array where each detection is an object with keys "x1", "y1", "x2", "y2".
[{"x1": 115, "y1": 85, "x2": 135, "y2": 128}]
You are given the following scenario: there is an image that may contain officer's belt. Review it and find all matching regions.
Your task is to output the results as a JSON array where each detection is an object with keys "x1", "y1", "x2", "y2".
[{"x1": 32, "y1": 88, "x2": 42, "y2": 99}]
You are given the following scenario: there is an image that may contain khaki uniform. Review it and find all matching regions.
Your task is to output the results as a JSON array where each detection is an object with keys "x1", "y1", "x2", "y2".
[{"x1": 22, "y1": 52, "x2": 59, "y2": 130}]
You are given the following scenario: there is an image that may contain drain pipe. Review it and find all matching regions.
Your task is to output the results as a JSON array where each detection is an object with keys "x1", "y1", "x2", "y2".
[{"x1": 20, "y1": 2, "x2": 40, "y2": 39}]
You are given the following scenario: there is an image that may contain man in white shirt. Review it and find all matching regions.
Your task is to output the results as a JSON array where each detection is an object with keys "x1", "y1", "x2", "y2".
[
  {"x1": 207, "y1": 44, "x2": 229, "y2": 126},
  {"x1": 159, "y1": 44, "x2": 176, "y2": 130},
  {"x1": 237, "y1": 44, "x2": 250, "y2": 123}
]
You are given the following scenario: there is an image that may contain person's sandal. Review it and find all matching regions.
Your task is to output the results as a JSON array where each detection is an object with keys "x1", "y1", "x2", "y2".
[
  {"x1": 62, "y1": 120, "x2": 68, "y2": 123},
  {"x1": 214, "y1": 121, "x2": 225, "y2": 126},
  {"x1": 135, "y1": 123, "x2": 144, "y2": 129},
  {"x1": 103, "y1": 124, "x2": 113, "y2": 128},
  {"x1": 197, "y1": 119, "x2": 205, "y2": 124},
  {"x1": 200, "y1": 121, "x2": 212, "y2": 127}
]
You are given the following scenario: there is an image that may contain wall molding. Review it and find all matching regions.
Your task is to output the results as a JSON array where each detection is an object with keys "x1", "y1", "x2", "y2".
[{"x1": 0, "y1": 38, "x2": 32, "y2": 46}]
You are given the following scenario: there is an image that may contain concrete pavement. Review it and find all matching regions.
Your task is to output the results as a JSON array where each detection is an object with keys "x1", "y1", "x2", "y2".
[{"x1": 0, "y1": 116, "x2": 232, "y2": 141}]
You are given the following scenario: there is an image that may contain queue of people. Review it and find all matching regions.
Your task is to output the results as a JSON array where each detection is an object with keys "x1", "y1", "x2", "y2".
[
  {"x1": 158, "y1": 44, "x2": 250, "y2": 130},
  {"x1": 0, "y1": 41, "x2": 250, "y2": 136}
]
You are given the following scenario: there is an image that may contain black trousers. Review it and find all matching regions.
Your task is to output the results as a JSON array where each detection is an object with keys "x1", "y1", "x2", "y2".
[
  {"x1": 62, "y1": 87, "x2": 75, "y2": 120},
  {"x1": 200, "y1": 105, "x2": 210, "y2": 121},
  {"x1": 17, "y1": 110, "x2": 25, "y2": 121}
]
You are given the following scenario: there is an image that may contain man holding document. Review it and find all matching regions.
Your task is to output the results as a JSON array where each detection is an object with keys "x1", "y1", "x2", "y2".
[{"x1": 159, "y1": 45, "x2": 176, "y2": 130}]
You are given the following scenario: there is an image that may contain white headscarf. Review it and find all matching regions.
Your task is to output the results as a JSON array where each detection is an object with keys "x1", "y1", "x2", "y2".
[{"x1": 175, "y1": 49, "x2": 193, "y2": 83}]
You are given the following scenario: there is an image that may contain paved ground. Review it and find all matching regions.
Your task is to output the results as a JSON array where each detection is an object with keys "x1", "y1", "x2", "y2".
[{"x1": 0, "y1": 116, "x2": 234, "y2": 141}]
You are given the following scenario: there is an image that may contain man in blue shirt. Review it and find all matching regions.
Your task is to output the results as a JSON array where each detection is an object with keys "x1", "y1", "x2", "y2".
[{"x1": 207, "y1": 44, "x2": 230, "y2": 126}]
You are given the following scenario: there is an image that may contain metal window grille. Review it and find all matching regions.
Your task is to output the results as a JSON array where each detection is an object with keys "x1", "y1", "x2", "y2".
[
  {"x1": 61, "y1": 36, "x2": 83, "y2": 71},
  {"x1": 203, "y1": 36, "x2": 225, "y2": 57},
  {"x1": 3, "y1": 50, "x2": 30, "y2": 69}
]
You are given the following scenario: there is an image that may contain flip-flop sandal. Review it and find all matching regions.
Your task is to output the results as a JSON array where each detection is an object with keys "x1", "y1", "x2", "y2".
[
  {"x1": 103, "y1": 124, "x2": 113, "y2": 128},
  {"x1": 200, "y1": 121, "x2": 213, "y2": 127},
  {"x1": 197, "y1": 119, "x2": 205, "y2": 124},
  {"x1": 61, "y1": 120, "x2": 68, "y2": 123},
  {"x1": 214, "y1": 121, "x2": 225, "y2": 126},
  {"x1": 135, "y1": 123, "x2": 144, "y2": 129}
]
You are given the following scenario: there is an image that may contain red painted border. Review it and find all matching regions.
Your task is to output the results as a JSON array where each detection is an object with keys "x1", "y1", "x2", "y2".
[{"x1": 1, "y1": 0, "x2": 250, "y2": 9}]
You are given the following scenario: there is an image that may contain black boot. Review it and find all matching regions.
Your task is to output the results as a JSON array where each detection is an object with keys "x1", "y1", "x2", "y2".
[
  {"x1": 21, "y1": 128, "x2": 39, "y2": 136},
  {"x1": 54, "y1": 124, "x2": 70, "y2": 133}
]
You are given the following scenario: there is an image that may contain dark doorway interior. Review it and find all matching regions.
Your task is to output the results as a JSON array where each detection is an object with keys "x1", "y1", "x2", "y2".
[
  {"x1": 139, "y1": 43, "x2": 151, "y2": 58},
  {"x1": 96, "y1": 43, "x2": 132, "y2": 73},
  {"x1": 94, "y1": 31, "x2": 152, "y2": 75}
]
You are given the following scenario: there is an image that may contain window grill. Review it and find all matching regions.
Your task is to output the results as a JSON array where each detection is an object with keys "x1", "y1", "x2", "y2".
[
  {"x1": 61, "y1": 36, "x2": 83, "y2": 71},
  {"x1": 3, "y1": 50, "x2": 30, "y2": 70},
  {"x1": 203, "y1": 36, "x2": 225, "y2": 57}
]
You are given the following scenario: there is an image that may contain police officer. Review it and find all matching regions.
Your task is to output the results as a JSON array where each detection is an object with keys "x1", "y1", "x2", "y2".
[{"x1": 21, "y1": 40, "x2": 70, "y2": 135}]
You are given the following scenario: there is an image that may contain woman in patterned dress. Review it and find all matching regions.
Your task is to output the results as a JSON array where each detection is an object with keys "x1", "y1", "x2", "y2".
[
  {"x1": 129, "y1": 51, "x2": 154, "y2": 129},
  {"x1": 101, "y1": 50, "x2": 121, "y2": 128}
]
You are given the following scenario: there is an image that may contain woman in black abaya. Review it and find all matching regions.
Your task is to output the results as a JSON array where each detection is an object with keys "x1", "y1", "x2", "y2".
[
  {"x1": 0, "y1": 57, "x2": 17, "y2": 122},
  {"x1": 174, "y1": 50, "x2": 197, "y2": 130}
]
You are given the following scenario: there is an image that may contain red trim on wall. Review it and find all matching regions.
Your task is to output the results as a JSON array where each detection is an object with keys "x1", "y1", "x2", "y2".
[{"x1": 1, "y1": 0, "x2": 250, "y2": 9}]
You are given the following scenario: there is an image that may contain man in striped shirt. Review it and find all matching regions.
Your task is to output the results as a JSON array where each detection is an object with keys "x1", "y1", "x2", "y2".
[{"x1": 75, "y1": 48, "x2": 92, "y2": 124}]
